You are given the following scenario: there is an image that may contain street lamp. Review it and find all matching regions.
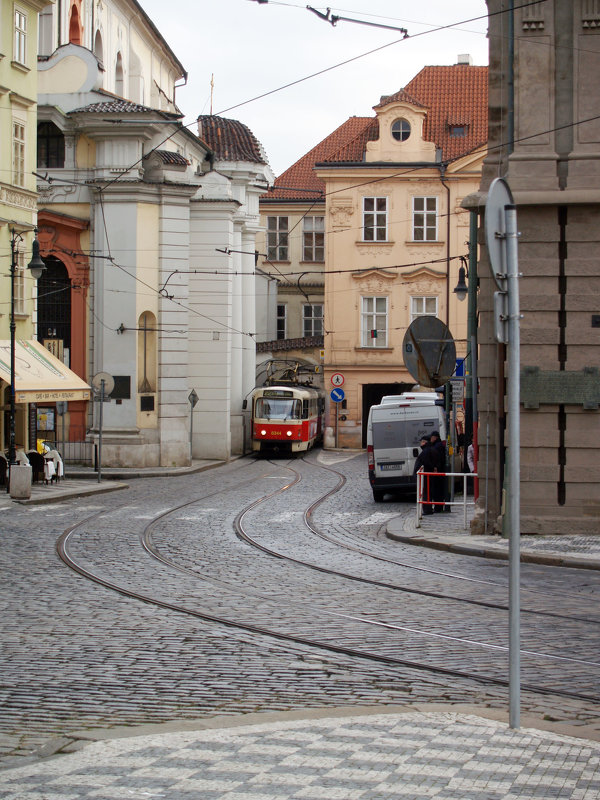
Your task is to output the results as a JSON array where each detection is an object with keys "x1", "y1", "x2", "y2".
[
  {"x1": 8, "y1": 229, "x2": 45, "y2": 482},
  {"x1": 453, "y1": 263, "x2": 469, "y2": 302}
]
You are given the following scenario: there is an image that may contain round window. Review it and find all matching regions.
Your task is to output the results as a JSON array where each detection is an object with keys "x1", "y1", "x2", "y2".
[{"x1": 391, "y1": 118, "x2": 411, "y2": 142}]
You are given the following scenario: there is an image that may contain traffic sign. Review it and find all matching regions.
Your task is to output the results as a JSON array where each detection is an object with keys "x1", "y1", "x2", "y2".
[
  {"x1": 330, "y1": 388, "x2": 345, "y2": 403},
  {"x1": 331, "y1": 372, "x2": 345, "y2": 387},
  {"x1": 402, "y1": 317, "x2": 456, "y2": 388}
]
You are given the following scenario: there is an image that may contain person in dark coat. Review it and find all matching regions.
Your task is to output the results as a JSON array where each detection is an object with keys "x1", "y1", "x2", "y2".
[
  {"x1": 414, "y1": 435, "x2": 435, "y2": 514},
  {"x1": 429, "y1": 430, "x2": 448, "y2": 512}
]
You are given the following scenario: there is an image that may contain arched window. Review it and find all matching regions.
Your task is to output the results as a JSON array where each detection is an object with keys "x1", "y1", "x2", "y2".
[
  {"x1": 93, "y1": 29, "x2": 103, "y2": 65},
  {"x1": 37, "y1": 122, "x2": 65, "y2": 168},
  {"x1": 137, "y1": 312, "x2": 157, "y2": 394},
  {"x1": 115, "y1": 52, "x2": 124, "y2": 97},
  {"x1": 37, "y1": 257, "x2": 72, "y2": 363},
  {"x1": 68, "y1": 3, "x2": 81, "y2": 45}
]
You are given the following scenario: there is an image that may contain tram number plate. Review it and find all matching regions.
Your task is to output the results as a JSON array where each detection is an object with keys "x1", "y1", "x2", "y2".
[{"x1": 379, "y1": 461, "x2": 404, "y2": 470}]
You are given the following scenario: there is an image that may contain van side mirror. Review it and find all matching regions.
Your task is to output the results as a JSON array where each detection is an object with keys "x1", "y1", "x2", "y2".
[{"x1": 242, "y1": 399, "x2": 247, "y2": 410}]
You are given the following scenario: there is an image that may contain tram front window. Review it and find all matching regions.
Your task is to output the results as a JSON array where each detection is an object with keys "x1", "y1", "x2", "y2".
[{"x1": 256, "y1": 398, "x2": 301, "y2": 420}]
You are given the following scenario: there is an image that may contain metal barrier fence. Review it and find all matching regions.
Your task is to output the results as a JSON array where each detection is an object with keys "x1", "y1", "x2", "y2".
[
  {"x1": 40, "y1": 439, "x2": 95, "y2": 466},
  {"x1": 416, "y1": 468, "x2": 478, "y2": 530}
]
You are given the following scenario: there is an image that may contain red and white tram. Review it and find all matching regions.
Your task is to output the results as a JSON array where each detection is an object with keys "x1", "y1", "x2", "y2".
[{"x1": 251, "y1": 384, "x2": 325, "y2": 454}]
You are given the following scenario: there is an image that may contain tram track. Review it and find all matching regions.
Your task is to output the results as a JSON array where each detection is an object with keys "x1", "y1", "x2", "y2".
[{"x1": 57, "y1": 455, "x2": 600, "y2": 705}]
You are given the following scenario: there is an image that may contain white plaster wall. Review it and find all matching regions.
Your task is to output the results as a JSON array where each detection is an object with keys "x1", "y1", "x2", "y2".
[
  {"x1": 157, "y1": 195, "x2": 192, "y2": 465},
  {"x1": 188, "y1": 203, "x2": 236, "y2": 460}
]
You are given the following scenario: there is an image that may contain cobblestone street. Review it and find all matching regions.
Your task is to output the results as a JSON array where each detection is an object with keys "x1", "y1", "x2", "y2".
[{"x1": 1, "y1": 451, "x2": 599, "y2": 779}]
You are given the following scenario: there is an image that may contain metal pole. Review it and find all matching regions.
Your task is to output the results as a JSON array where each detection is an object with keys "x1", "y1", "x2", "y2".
[
  {"x1": 190, "y1": 402, "x2": 193, "y2": 461},
  {"x1": 468, "y1": 210, "x2": 479, "y2": 500},
  {"x1": 8, "y1": 234, "x2": 17, "y2": 492},
  {"x1": 97, "y1": 379, "x2": 104, "y2": 484},
  {"x1": 505, "y1": 204, "x2": 521, "y2": 729}
]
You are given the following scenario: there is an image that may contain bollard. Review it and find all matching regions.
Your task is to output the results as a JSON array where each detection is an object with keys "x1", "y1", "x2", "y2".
[{"x1": 9, "y1": 464, "x2": 32, "y2": 499}]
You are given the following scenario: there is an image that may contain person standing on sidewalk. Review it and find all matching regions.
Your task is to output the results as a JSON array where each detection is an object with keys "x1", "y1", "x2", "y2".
[
  {"x1": 429, "y1": 430, "x2": 448, "y2": 512},
  {"x1": 414, "y1": 435, "x2": 435, "y2": 514}
]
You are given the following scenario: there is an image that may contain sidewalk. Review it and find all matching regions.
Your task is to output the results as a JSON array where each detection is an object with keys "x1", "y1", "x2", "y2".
[
  {"x1": 0, "y1": 459, "x2": 225, "y2": 509},
  {"x1": 0, "y1": 706, "x2": 599, "y2": 798},
  {"x1": 387, "y1": 501, "x2": 600, "y2": 570}
]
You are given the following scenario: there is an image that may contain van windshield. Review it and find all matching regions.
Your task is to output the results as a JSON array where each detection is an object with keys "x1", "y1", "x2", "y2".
[{"x1": 255, "y1": 397, "x2": 301, "y2": 420}]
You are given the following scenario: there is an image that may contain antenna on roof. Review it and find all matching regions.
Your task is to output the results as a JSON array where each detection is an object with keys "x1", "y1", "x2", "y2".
[{"x1": 210, "y1": 74, "x2": 214, "y2": 115}]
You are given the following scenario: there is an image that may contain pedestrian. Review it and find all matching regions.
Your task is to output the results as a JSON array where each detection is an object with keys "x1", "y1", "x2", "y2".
[
  {"x1": 413, "y1": 435, "x2": 435, "y2": 515},
  {"x1": 467, "y1": 440, "x2": 475, "y2": 473},
  {"x1": 429, "y1": 430, "x2": 448, "y2": 512}
]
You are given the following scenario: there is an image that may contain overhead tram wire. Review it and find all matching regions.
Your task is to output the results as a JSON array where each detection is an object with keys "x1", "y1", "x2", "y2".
[{"x1": 93, "y1": 3, "x2": 527, "y2": 194}]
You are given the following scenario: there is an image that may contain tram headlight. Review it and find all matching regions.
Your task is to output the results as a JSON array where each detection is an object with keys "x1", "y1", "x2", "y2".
[
  {"x1": 261, "y1": 429, "x2": 267, "y2": 436},
  {"x1": 286, "y1": 430, "x2": 292, "y2": 437}
]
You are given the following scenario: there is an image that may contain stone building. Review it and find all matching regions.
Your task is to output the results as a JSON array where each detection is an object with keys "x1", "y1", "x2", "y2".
[{"x1": 468, "y1": 1, "x2": 600, "y2": 534}]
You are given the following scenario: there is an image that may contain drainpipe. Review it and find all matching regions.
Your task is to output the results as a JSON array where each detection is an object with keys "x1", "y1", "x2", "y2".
[
  {"x1": 438, "y1": 162, "x2": 451, "y2": 327},
  {"x1": 508, "y1": 0, "x2": 515, "y2": 155}
]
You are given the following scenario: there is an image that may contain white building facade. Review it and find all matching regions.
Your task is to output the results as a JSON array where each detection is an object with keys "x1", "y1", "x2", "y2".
[{"x1": 36, "y1": 0, "x2": 272, "y2": 465}]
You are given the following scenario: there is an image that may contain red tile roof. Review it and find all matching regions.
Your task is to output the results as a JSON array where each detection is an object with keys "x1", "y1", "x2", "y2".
[
  {"x1": 197, "y1": 115, "x2": 267, "y2": 164},
  {"x1": 261, "y1": 117, "x2": 374, "y2": 201},
  {"x1": 403, "y1": 65, "x2": 488, "y2": 162},
  {"x1": 322, "y1": 65, "x2": 488, "y2": 164},
  {"x1": 263, "y1": 65, "x2": 488, "y2": 199}
]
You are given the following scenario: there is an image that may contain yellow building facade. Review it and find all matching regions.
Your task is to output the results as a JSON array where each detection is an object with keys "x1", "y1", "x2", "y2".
[
  {"x1": 0, "y1": 0, "x2": 49, "y2": 453},
  {"x1": 315, "y1": 63, "x2": 488, "y2": 448}
]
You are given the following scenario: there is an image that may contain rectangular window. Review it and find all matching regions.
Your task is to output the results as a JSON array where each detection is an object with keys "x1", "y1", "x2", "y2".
[
  {"x1": 13, "y1": 121, "x2": 25, "y2": 187},
  {"x1": 303, "y1": 304, "x2": 323, "y2": 337},
  {"x1": 267, "y1": 216, "x2": 289, "y2": 261},
  {"x1": 302, "y1": 216, "x2": 325, "y2": 261},
  {"x1": 411, "y1": 296, "x2": 438, "y2": 321},
  {"x1": 412, "y1": 197, "x2": 438, "y2": 241},
  {"x1": 14, "y1": 248, "x2": 25, "y2": 315},
  {"x1": 14, "y1": 8, "x2": 27, "y2": 64},
  {"x1": 361, "y1": 296, "x2": 388, "y2": 348},
  {"x1": 276, "y1": 304, "x2": 287, "y2": 340},
  {"x1": 362, "y1": 197, "x2": 388, "y2": 241}
]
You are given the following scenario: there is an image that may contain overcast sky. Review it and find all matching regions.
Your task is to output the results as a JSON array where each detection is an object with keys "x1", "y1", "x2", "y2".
[{"x1": 140, "y1": 0, "x2": 489, "y2": 177}]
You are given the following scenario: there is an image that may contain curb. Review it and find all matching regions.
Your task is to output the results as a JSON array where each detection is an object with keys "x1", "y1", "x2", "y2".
[{"x1": 386, "y1": 528, "x2": 600, "y2": 571}]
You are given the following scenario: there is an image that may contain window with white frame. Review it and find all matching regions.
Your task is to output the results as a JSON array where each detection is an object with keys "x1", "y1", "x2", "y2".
[
  {"x1": 14, "y1": 8, "x2": 27, "y2": 65},
  {"x1": 361, "y1": 296, "x2": 388, "y2": 347},
  {"x1": 410, "y1": 296, "x2": 438, "y2": 321},
  {"x1": 412, "y1": 197, "x2": 438, "y2": 241},
  {"x1": 362, "y1": 197, "x2": 388, "y2": 241},
  {"x1": 303, "y1": 304, "x2": 323, "y2": 337},
  {"x1": 276, "y1": 304, "x2": 287, "y2": 339},
  {"x1": 14, "y1": 248, "x2": 25, "y2": 315},
  {"x1": 267, "y1": 216, "x2": 289, "y2": 261},
  {"x1": 13, "y1": 121, "x2": 25, "y2": 187},
  {"x1": 302, "y1": 216, "x2": 324, "y2": 261}
]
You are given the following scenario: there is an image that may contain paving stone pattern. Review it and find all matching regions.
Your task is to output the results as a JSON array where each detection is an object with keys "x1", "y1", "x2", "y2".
[{"x1": 0, "y1": 713, "x2": 599, "y2": 799}]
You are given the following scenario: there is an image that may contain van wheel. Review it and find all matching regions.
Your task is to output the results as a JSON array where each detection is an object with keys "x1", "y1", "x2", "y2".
[{"x1": 373, "y1": 489, "x2": 385, "y2": 503}]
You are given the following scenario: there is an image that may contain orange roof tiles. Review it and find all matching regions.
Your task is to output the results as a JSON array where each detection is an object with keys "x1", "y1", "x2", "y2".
[
  {"x1": 403, "y1": 65, "x2": 488, "y2": 162},
  {"x1": 262, "y1": 117, "x2": 374, "y2": 201},
  {"x1": 262, "y1": 64, "x2": 488, "y2": 199}
]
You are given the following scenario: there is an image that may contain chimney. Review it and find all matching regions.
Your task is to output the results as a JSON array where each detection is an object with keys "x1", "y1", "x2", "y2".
[{"x1": 457, "y1": 54, "x2": 473, "y2": 66}]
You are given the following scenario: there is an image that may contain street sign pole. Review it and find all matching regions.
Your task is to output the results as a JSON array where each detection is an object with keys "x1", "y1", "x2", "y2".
[
  {"x1": 506, "y1": 203, "x2": 521, "y2": 730},
  {"x1": 486, "y1": 178, "x2": 521, "y2": 730}
]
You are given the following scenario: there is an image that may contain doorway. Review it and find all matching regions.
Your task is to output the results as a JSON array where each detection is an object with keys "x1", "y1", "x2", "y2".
[{"x1": 361, "y1": 382, "x2": 413, "y2": 446}]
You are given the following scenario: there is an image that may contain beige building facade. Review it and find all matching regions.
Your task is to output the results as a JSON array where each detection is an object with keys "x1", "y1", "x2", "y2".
[{"x1": 315, "y1": 63, "x2": 488, "y2": 448}]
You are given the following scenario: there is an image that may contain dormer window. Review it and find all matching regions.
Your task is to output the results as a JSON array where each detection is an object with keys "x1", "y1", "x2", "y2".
[
  {"x1": 450, "y1": 125, "x2": 467, "y2": 137},
  {"x1": 391, "y1": 118, "x2": 411, "y2": 141}
]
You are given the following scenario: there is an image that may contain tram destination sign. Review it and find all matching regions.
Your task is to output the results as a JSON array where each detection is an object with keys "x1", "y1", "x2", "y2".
[{"x1": 263, "y1": 389, "x2": 294, "y2": 397}]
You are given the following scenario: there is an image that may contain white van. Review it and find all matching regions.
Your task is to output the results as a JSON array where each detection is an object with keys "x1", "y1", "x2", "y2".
[{"x1": 367, "y1": 393, "x2": 446, "y2": 502}]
